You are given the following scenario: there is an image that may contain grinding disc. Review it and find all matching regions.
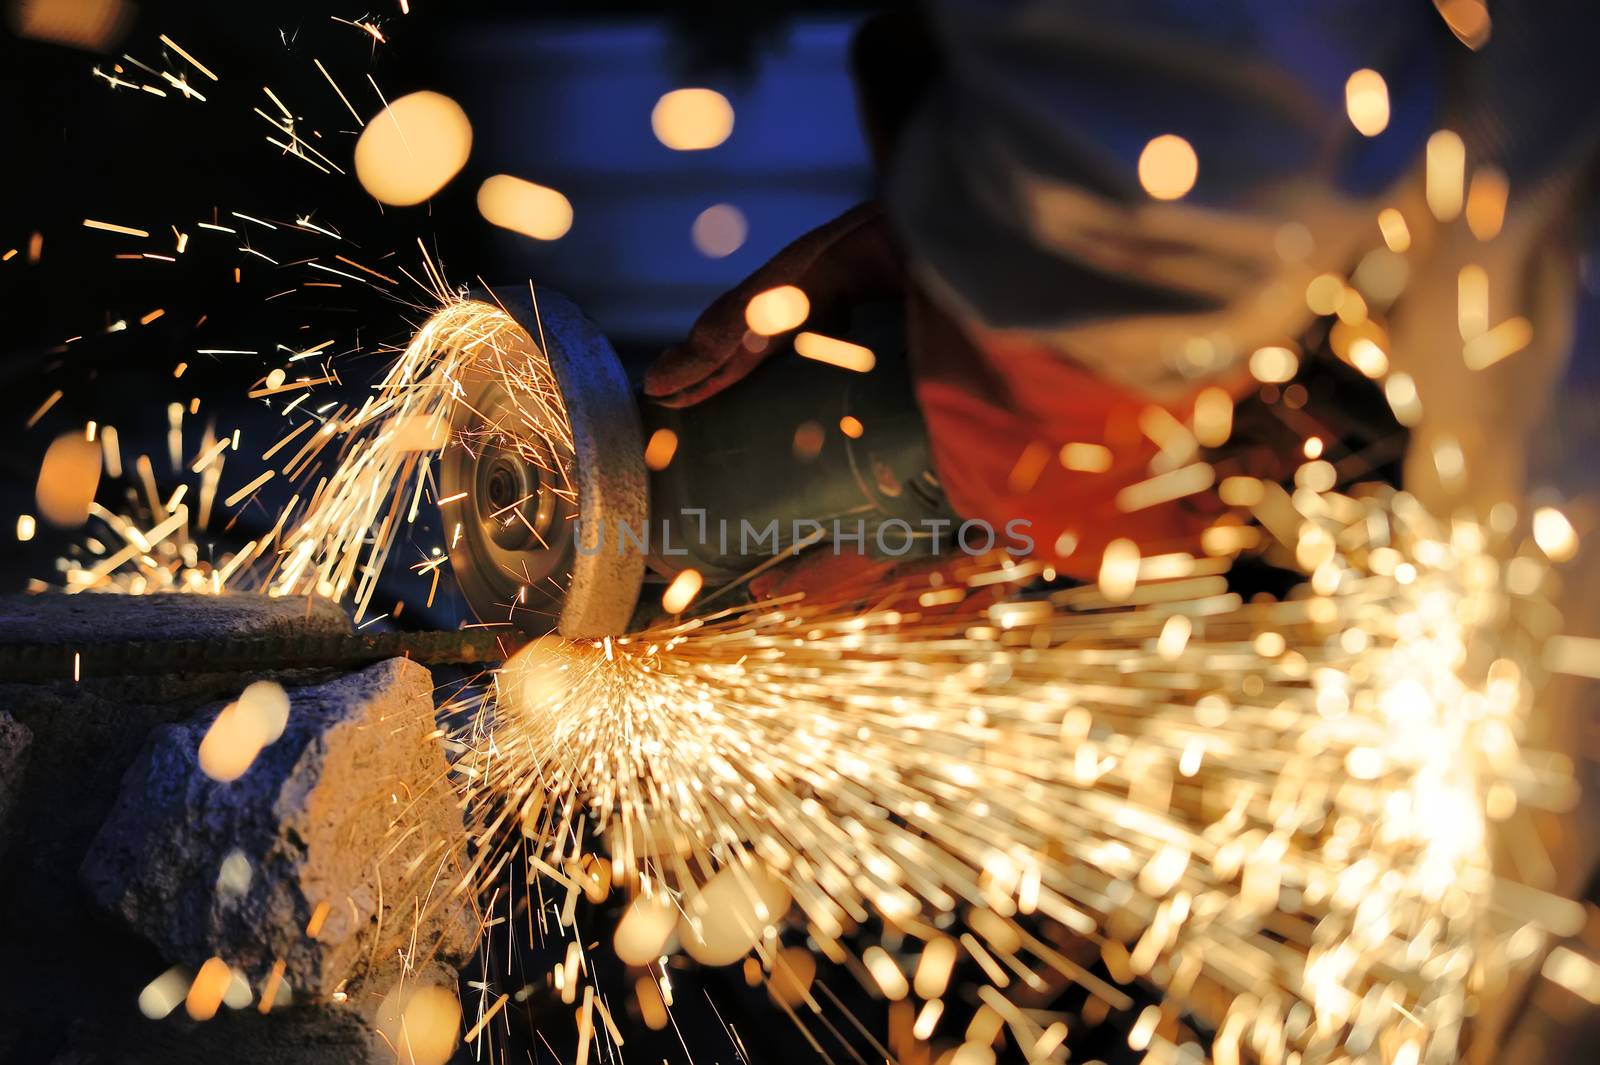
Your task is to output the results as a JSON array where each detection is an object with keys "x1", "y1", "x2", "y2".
[{"x1": 438, "y1": 288, "x2": 646, "y2": 638}]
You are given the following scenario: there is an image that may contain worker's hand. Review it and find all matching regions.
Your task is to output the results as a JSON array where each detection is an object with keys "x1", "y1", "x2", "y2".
[
  {"x1": 648, "y1": 199, "x2": 1244, "y2": 583},
  {"x1": 643, "y1": 201, "x2": 902, "y2": 408}
]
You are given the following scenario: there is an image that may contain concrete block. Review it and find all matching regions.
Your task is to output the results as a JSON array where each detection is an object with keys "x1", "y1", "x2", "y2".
[
  {"x1": 0, "y1": 710, "x2": 30, "y2": 856},
  {"x1": 82, "y1": 658, "x2": 476, "y2": 999}
]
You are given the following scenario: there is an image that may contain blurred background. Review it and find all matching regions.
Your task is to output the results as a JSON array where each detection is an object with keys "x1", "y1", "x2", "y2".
[{"x1": 0, "y1": 0, "x2": 887, "y2": 604}]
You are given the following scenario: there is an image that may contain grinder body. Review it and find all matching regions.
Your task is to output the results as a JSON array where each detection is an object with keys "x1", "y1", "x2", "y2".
[
  {"x1": 639, "y1": 303, "x2": 953, "y2": 589},
  {"x1": 443, "y1": 291, "x2": 954, "y2": 637}
]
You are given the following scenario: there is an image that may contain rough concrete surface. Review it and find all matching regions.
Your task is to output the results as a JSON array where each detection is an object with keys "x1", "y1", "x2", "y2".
[
  {"x1": 83, "y1": 657, "x2": 477, "y2": 997},
  {"x1": 0, "y1": 593, "x2": 472, "y2": 1064},
  {"x1": 42, "y1": 998, "x2": 381, "y2": 1065},
  {"x1": 0, "y1": 589, "x2": 352, "y2": 645},
  {"x1": 0, "y1": 710, "x2": 31, "y2": 856}
]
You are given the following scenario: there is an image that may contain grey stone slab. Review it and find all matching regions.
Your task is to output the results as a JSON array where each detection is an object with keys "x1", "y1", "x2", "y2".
[
  {"x1": 82, "y1": 658, "x2": 476, "y2": 998},
  {"x1": 0, "y1": 590, "x2": 350, "y2": 646},
  {"x1": 0, "y1": 593, "x2": 475, "y2": 1065},
  {"x1": 0, "y1": 710, "x2": 30, "y2": 856}
]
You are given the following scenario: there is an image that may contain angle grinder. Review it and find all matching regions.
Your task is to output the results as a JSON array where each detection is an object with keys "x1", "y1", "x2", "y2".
[{"x1": 438, "y1": 288, "x2": 957, "y2": 638}]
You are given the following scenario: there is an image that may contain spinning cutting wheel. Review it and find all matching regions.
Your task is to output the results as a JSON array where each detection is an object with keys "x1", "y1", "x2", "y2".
[{"x1": 437, "y1": 289, "x2": 648, "y2": 638}]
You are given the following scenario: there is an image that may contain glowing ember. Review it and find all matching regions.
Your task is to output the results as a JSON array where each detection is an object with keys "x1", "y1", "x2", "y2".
[
  {"x1": 137, "y1": 965, "x2": 190, "y2": 1020},
  {"x1": 745, "y1": 285, "x2": 811, "y2": 336},
  {"x1": 354, "y1": 90, "x2": 473, "y2": 206},
  {"x1": 1137, "y1": 134, "x2": 1197, "y2": 201},
  {"x1": 1249, "y1": 344, "x2": 1299, "y2": 383},
  {"x1": 238, "y1": 680, "x2": 290, "y2": 742},
  {"x1": 1426, "y1": 129, "x2": 1466, "y2": 222},
  {"x1": 1465, "y1": 166, "x2": 1508, "y2": 241},
  {"x1": 1378, "y1": 207, "x2": 1412, "y2": 252},
  {"x1": 660, "y1": 567, "x2": 703, "y2": 615},
  {"x1": 613, "y1": 892, "x2": 678, "y2": 966},
  {"x1": 375, "y1": 983, "x2": 462, "y2": 1065},
  {"x1": 477, "y1": 174, "x2": 574, "y2": 241},
  {"x1": 197, "y1": 702, "x2": 264, "y2": 782},
  {"x1": 1532, "y1": 505, "x2": 1578, "y2": 562},
  {"x1": 793, "y1": 330, "x2": 875, "y2": 373},
  {"x1": 1192, "y1": 386, "x2": 1233, "y2": 448},
  {"x1": 184, "y1": 957, "x2": 233, "y2": 1021},
  {"x1": 35, "y1": 431, "x2": 102, "y2": 527},
  {"x1": 197, "y1": 681, "x2": 290, "y2": 782},
  {"x1": 691, "y1": 202, "x2": 748, "y2": 257},
  {"x1": 1060, "y1": 441, "x2": 1113, "y2": 473},
  {"x1": 651, "y1": 88, "x2": 734, "y2": 151},
  {"x1": 643, "y1": 427, "x2": 678, "y2": 470},
  {"x1": 12, "y1": 0, "x2": 128, "y2": 49},
  {"x1": 1344, "y1": 69, "x2": 1390, "y2": 136}
]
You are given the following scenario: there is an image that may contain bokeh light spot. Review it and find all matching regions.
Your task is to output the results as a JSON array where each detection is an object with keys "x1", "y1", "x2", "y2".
[
  {"x1": 651, "y1": 88, "x2": 734, "y2": 151},
  {"x1": 36, "y1": 431, "x2": 102, "y2": 527},
  {"x1": 744, "y1": 285, "x2": 810, "y2": 336},
  {"x1": 354, "y1": 91, "x2": 472, "y2": 207},
  {"x1": 1345, "y1": 69, "x2": 1390, "y2": 136},
  {"x1": 1137, "y1": 134, "x2": 1197, "y2": 201},
  {"x1": 691, "y1": 203, "x2": 747, "y2": 258},
  {"x1": 477, "y1": 175, "x2": 573, "y2": 241}
]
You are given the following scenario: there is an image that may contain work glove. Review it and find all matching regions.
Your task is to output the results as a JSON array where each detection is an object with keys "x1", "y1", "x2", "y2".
[
  {"x1": 645, "y1": 202, "x2": 1241, "y2": 585},
  {"x1": 644, "y1": 201, "x2": 901, "y2": 408}
]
